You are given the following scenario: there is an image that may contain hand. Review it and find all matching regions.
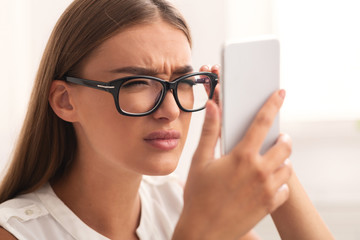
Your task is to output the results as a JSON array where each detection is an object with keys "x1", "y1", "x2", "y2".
[
  {"x1": 173, "y1": 90, "x2": 292, "y2": 240},
  {"x1": 200, "y1": 65, "x2": 220, "y2": 106}
]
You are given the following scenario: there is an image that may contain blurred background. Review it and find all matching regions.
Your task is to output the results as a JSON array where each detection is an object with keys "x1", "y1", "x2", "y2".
[{"x1": 1, "y1": 0, "x2": 359, "y2": 239}]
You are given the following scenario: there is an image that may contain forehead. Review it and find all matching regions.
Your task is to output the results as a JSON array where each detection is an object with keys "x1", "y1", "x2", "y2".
[{"x1": 83, "y1": 20, "x2": 192, "y2": 77}]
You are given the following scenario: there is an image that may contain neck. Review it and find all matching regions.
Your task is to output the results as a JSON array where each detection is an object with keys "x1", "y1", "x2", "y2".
[{"x1": 52, "y1": 153, "x2": 142, "y2": 239}]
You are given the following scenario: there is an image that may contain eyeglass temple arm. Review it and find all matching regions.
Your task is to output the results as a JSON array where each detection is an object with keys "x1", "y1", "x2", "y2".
[{"x1": 65, "y1": 77, "x2": 115, "y2": 93}]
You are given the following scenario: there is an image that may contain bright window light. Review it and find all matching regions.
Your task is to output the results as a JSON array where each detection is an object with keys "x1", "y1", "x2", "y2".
[{"x1": 276, "y1": 0, "x2": 360, "y2": 121}]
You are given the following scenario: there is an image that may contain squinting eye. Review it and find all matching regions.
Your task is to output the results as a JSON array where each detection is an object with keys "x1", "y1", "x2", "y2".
[
  {"x1": 122, "y1": 80, "x2": 150, "y2": 88},
  {"x1": 181, "y1": 79, "x2": 195, "y2": 86}
]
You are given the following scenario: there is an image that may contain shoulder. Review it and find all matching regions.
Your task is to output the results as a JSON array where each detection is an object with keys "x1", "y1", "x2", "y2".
[
  {"x1": 0, "y1": 191, "x2": 47, "y2": 222},
  {"x1": 0, "y1": 187, "x2": 51, "y2": 240},
  {"x1": 0, "y1": 191, "x2": 44, "y2": 219},
  {"x1": 0, "y1": 228, "x2": 17, "y2": 240},
  {"x1": 0, "y1": 191, "x2": 39, "y2": 208}
]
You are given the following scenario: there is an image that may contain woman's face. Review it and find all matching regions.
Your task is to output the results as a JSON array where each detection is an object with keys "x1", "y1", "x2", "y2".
[{"x1": 70, "y1": 20, "x2": 193, "y2": 176}]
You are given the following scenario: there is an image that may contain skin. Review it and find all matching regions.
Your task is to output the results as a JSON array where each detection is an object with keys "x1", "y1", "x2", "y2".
[{"x1": 0, "y1": 20, "x2": 333, "y2": 240}]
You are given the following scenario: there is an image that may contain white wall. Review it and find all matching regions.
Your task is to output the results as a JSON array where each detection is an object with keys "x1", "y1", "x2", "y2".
[
  {"x1": 276, "y1": 0, "x2": 360, "y2": 121},
  {"x1": 0, "y1": 0, "x2": 73, "y2": 173}
]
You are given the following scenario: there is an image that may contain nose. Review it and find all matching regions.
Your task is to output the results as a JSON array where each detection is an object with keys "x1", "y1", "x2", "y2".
[{"x1": 152, "y1": 90, "x2": 180, "y2": 121}]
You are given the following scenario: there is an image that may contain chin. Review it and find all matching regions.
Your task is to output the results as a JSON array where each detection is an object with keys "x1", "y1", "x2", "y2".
[{"x1": 140, "y1": 156, "x2": 179, "y2": 176}]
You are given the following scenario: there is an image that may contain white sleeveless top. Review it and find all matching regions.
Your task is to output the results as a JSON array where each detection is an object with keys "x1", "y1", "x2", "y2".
[{"x1": 0, "y1": 175, "x2": 184, "y2": 240}]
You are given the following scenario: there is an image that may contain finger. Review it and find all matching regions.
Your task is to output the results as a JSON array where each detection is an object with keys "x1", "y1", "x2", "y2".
[
  {"x1": 212, "y1": 85, "x2": 220, "y2": 105},
  {"x1": 271, "y1": 161, "x2": 292, "y2": 193},
  {"x1": 241, "y1": 89, "x2": 286, "y2": 152},
  {"x1": 209, "y1": 65, "x2": 222, "y2": 132},
  {"x1": 268, "y1": 161, "x2": 292, "y2": 212},
  {"x1": 211, "y1": 64, "x2": 220, "y2": 76},
  {"x1": 198, "y1": 65, "x2": 212, "y2": 96},
  {"x1": 191, "y1": 100, "x2": 221, "y2": 168},
  {"x1": 263, "y1": 134, "x2": 292, "y2": 172},
  {"x1": 199, "y1": 64, "x2": 211, "y2": 72},
  {"x1": 269, "y1": 183, "x2": 290, "y2": 213},
  {"x1": 210, "y1": 65, "x2": 221, "y2": 105},
  {"x1": 199, "y1": 65, "x2": 220, "y2": 105}
]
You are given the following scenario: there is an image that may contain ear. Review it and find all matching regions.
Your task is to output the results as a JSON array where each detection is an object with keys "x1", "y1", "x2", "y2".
[{"x1": 49, "y1": 80, "x2": 77, "y2": 122}]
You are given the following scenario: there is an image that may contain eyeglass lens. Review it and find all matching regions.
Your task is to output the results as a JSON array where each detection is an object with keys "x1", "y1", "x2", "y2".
[{"x1": 118, "y1": 74, "x2": 212, "y2": 114}]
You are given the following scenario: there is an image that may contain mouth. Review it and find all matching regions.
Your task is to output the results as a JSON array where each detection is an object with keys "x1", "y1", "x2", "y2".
[{"x1": 144, "y1": 130, "x2": 181, "y2": 151}]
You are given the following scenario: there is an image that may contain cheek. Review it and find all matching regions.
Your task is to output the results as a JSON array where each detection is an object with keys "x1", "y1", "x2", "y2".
[
  {"x1": 74, "y1": 89, "x2": 139, "y2": 151},
  {"x1": 80, "y1": 112, "x2": 144, "y2": 164},
  {"x1": 74, "y1": 88, "x2": 116, "y2": 118}
]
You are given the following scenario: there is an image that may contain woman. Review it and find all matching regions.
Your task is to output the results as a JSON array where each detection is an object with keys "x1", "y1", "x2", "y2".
[{"x1": 0, "y1": 0, "x2": 333, "y2": 239}]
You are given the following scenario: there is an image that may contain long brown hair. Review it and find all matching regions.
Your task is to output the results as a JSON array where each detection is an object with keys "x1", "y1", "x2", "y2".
[{"x1": 0, "y1": 0, "x2": 191, "y2": 203}]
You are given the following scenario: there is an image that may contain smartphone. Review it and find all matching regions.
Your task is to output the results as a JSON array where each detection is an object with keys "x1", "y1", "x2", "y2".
[{"x1": 220, "y1": 36, "x2": 280, "y2": 155}]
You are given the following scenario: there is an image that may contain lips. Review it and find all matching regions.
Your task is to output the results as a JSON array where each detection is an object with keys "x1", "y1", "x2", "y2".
[{"x1": 144, "y1": 130, "x2": 181, "y2": 150}]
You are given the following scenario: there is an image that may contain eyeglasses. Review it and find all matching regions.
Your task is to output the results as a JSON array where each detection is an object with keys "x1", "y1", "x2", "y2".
[{"x1": 64, "y1": 72, "x2": 218, "y2": 117}]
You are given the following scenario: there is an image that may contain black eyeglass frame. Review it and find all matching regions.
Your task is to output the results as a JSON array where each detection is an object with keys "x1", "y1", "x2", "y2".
[{"x1": 64, "y1": 72, "x2": 218, "y2": 117}]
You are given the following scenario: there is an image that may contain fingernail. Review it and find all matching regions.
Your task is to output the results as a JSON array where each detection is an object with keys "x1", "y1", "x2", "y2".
[
  {"x1": 279, "y1": 89, "x2": 286, "y2": 99},
  {"x1": 278, "y1": 184, "x2": 289, "y2": 192},
  {"x1": 284, "y1": 158, "x2": 291, "y2": 165},
  {"x1": 204, "y1": 65, "x2": 210, "y2": 71},
  {"x1": 281, "y1": 133, "x2": 290, "y2": 142}
]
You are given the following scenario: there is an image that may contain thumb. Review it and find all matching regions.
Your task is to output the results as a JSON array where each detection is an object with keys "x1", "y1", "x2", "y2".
[{"x1": 191, "y1": 100, "x2": 221, "y2": 169}]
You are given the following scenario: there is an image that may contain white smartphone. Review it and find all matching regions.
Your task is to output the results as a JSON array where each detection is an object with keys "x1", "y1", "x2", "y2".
[{"x1": 221, "y1": 36, "x2": 280, "y2": 155}]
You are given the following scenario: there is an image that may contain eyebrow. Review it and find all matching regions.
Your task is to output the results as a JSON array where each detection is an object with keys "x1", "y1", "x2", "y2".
[{"x1": 109, "y1": 65, "x2": 194, "y2": 76}]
